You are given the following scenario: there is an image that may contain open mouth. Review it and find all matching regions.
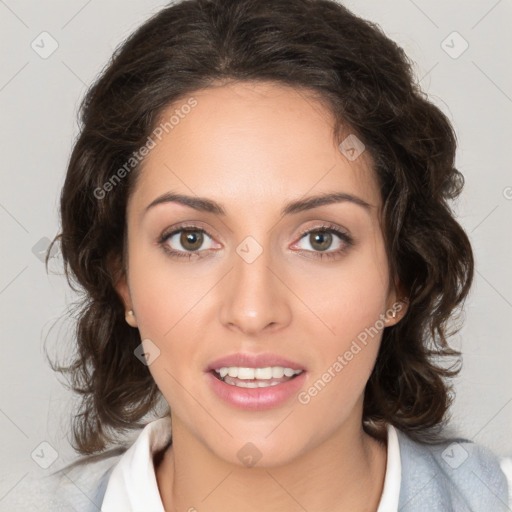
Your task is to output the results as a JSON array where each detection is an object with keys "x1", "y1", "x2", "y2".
[{"x1": 211, "y1": 366, "x2": 304, "y2": 388}]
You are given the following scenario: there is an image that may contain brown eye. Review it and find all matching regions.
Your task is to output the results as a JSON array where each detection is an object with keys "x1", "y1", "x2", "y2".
[
  {"x1": 159, "y1": 225, "x2": 220, "y2": 259},
  {"x1": 180, "y1": 230, "x2": 204, "y2": 251},
  {"x1": 309, "y1": 231, "x2": 332, "y2": 251},
  {"x1": 292, "y1": 225, "x2": 354, "y2": 260}
]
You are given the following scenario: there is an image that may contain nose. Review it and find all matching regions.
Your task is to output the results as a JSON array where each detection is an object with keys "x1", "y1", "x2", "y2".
[{"x1": 219, "y1": 240, "x2": 292, "y2": 336}]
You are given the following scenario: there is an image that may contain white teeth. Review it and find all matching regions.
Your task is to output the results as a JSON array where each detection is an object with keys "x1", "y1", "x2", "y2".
[
  {"x1": 272, "y1": 367, "x2": 284, "y2": 378},
  {"x1": 255, "y1": 367, "x2": 272, "y2": 379},
  {"x1": 214, "y1": 366, "x2": 303, "y2": 380},
  {"x1": 229, "y1": 380, "x2": 281, "y2": 388},
  {"x1": 237, "y1": 367, "x2": 255, "y2": 379}
]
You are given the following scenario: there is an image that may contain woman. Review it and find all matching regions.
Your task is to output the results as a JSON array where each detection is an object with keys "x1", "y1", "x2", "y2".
[{"x1": 9, "y1": 0, "x2": 511, "y2": 510}]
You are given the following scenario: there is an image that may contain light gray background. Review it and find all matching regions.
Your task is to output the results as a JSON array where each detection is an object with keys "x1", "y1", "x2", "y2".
[{"x1": 1, "y1": 0, "x2": 511, "y2": 502}]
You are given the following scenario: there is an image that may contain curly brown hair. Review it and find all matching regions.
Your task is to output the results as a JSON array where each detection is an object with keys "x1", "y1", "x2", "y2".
[{"x1": 47, "y1": 0, "x2": 473, "y2": 456}]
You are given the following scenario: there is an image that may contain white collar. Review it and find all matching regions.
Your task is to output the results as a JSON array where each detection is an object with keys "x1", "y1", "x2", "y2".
[
  {"x1": 377, "y1": 422, "x2": 401, "y2": 512},
  {"x1": 101, "y1": 416, "x2": 401, "y2": 512}
]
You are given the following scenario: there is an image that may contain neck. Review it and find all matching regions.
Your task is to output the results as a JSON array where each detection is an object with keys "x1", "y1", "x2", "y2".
[{"x1": 155, "y1": 415, "x2": 387, "y2": 512}]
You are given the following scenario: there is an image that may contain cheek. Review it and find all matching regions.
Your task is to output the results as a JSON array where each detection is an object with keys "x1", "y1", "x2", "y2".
[
  {"x1": 297, "y1": 242, "x2": 389, "y2": 393},
  {"x1": 125, "y1": 244, "x2": 215, "y2": 398},
  {"x1": 127, "y1": 239, "x2": 210, "y2": 338},
  {"x1": 295, "y1": 238, "x2": 390, "y2": 344}
]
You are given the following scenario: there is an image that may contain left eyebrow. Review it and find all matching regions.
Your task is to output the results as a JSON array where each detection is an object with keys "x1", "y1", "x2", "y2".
[
  {"x1": 281, "y1": 192, "x2": 373, "y2": 215},
  {"x1": 144, "y1": 191, "x2": 373, "y2": 216}
]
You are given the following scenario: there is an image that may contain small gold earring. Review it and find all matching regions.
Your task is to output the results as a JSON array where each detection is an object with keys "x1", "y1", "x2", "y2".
[
  {"x1": 125, "y1": 309, "x2": 137, "y2": 328},
  {"x1": 392, "y1": 309, "x2": 397, "y2": 319}
]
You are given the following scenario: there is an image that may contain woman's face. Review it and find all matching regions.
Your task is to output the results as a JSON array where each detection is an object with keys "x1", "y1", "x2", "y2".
[{"x1": 117, "y1": 81, "x2": 403, "y2": 466}]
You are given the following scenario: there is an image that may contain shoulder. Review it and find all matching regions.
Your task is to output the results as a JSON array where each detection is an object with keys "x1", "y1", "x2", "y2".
[
  {"x1": 2, "y1": 450, "x2": 123, "y2": 512},
  {"x1": 395, "y1": 428, "x2": 510, "y2": 511}
]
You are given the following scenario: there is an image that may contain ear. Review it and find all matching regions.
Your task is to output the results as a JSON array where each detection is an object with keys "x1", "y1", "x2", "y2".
[
  {"x1": 109, "y1": 252, "x2": 138, "y2": 328},
  {"x1": 384, "y1": 277, "x2": 409, "y2": 327}
]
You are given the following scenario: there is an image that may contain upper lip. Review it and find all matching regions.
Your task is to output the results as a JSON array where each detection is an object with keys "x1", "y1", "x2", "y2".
[{"x1": 206, "y1": 353, "x2": 305, "y2": 372}]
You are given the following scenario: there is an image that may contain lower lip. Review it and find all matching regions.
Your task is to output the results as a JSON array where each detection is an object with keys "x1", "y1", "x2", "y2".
[{"x1": 206, "y1": 371, "x2": 307, "y2": 411}]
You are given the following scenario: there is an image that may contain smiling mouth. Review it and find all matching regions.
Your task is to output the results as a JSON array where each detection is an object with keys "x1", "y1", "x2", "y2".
[{"x1": 211, "y1": 366, "x2": 304, "y2": 388}]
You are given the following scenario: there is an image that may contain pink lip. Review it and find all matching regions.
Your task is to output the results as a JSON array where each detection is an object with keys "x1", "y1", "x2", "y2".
[
  {"x1": 206, "y1": 370, "x2": 307, "y2": 411},
  {"x1": 205, "y1": 352, "x2": 305, "y2": 371}
]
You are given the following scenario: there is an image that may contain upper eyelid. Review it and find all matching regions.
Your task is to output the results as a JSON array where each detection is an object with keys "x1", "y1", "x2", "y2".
[
  {"x1": 160, "y1": 222, "x2": 350, "y2": 246},
  {"x1": 297, "y1": 221, "x2": 349, "y2": 236},
  {"x1": 160, "y1": 221, "x2": 216, "y2": 239}
]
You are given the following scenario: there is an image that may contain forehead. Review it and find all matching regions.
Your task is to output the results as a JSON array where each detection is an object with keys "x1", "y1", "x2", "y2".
[{"x1": 130, "y1": 81, "x2": 381, "y2": 217}]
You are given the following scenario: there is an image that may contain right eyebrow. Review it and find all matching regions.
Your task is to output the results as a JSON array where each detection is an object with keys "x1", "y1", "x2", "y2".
[{"x1": 145, "y1": 192, "x2": 225, "y2": 215}]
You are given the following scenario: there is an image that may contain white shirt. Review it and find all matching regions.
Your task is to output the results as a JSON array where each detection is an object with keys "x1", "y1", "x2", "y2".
[{"x1": 101, "y1": 416, "x2": 511, "y2": 512}]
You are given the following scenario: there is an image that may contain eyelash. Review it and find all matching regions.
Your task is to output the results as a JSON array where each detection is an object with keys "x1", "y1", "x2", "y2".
[{"x1": 158, "y1": 222, "x2": 354, "y2": 261}]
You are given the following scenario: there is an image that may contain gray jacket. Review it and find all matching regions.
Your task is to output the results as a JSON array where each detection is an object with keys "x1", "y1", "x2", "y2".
[{"x1": 2, "y1": 429, "x2": 509, "y2": 511}]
